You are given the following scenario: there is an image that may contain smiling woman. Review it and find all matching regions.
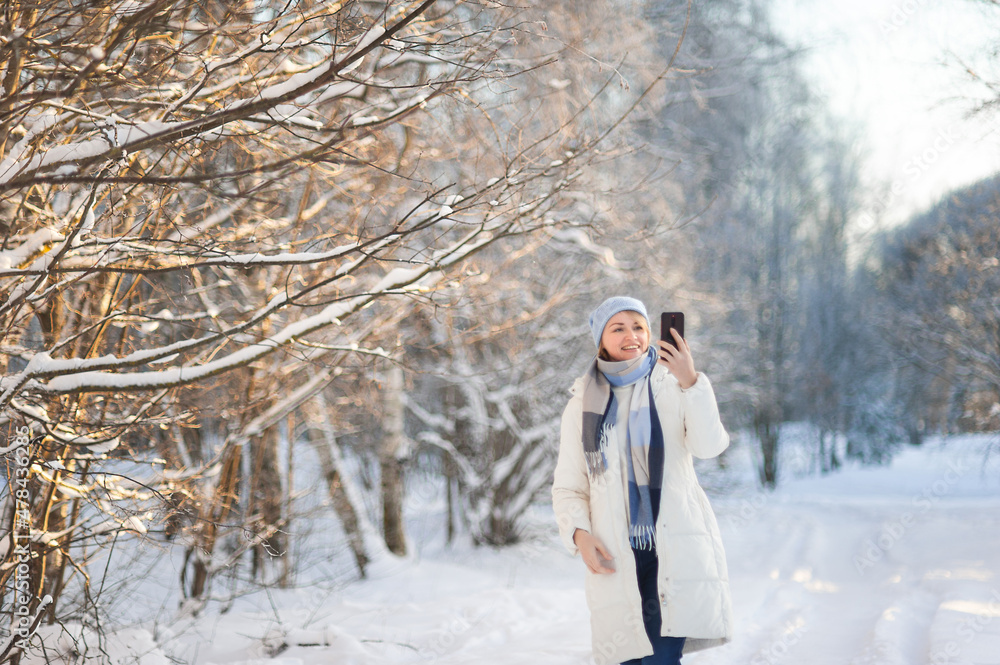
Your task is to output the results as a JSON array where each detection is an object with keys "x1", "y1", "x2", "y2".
[
  {"x1": 598, "y1": 311, "x2": 650, "y2": 362},
  {"x1": 552, "y1": 295, "x2": 733, "y2": 664}
]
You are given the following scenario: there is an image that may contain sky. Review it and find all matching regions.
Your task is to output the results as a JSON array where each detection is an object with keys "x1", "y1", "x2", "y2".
[{"x1": 770, "y1": 0, "x2": 1000, "y2": 237}]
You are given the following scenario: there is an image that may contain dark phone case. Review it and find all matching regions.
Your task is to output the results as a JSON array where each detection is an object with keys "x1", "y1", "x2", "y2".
[{"x1": 660, "y1": 312, "x2": 685, "y2": 347}]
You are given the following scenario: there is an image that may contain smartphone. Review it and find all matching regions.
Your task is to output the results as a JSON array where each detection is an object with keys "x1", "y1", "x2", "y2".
[{"x1": 660, "y1": 312, "x2": 685, "y2": 348}]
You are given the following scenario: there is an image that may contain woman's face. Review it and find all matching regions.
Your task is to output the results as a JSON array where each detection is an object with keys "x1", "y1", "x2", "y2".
[{"x1": 600, "y1": 311, "x2": 649, "y2": 362}]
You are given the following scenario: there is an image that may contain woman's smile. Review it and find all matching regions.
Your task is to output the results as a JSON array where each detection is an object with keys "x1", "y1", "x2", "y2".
[{"x1": 600, "y1": 311, "x2": 649, "y2": 362}]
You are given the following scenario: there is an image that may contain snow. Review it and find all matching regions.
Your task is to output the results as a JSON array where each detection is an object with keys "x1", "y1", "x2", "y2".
[
  {"x1": 79, "y1": 205, "x2": 96, "y2": 235},
  {"x1": 113, "y1": 1, "x2": 150, "y2": 16},
  {"x1": 37, "y1": 259, "x2": 440, "y2": 392},
  {"x1": 0, "y1": 1, "x2": 406, "y2": 189},
  {"x1": 11, "y1": 432, "x2": 1000, "y2": 665},
  {"x1": 244, "y1": 64, "x2": 333, "y2": 104},
  {"x1": 349, "y1": 24, "x2": 388, "y2": 59},
  {"x1": 314, "y1": 80, "x2": 364, "y2": 104},
  {"x1": 20, "y1": 624, "x2": 169, "y2": 665},
  {"x1": 0, "y1": 228, "x2": 65, "y2": 271},
  {"x1": 352, "y1": 114, "x2": 382, "y2": 126},
  {"x1": 191, "y1": 243, "x2": 362, "y2": 267},
  {"x1": 223, "y1": 22, "x2": 372, "y2": 115},
  {"x1": 548, "y1": 227, "x2": 619, "y2": 267},
  {"x1": 20, "y1": 222, "x2": 498, "y2": 393},
  {"x1": 690, "y1": 434, "x2": 1000, "y2": 665},
  {"x1": 0, "y1": 118, "x2": 226, "y2": 186}
]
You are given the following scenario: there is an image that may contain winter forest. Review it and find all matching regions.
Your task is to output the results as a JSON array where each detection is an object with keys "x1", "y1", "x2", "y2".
[{"x1": 1, "y1": 0, "x2": 999, "y2": 663}]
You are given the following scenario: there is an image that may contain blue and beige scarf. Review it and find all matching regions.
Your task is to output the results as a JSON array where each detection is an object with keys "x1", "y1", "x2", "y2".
[{"x1": 581, "y1": 347, "x2": 664, "y2": 550}]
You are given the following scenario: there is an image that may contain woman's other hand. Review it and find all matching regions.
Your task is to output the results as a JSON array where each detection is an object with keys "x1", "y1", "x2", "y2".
[
  {"x1": 657, "y1": 330, "x2": 697, "y2": 389},
  {"x1": 574, "y1": 529, "x2": 616, "y2": 574}
]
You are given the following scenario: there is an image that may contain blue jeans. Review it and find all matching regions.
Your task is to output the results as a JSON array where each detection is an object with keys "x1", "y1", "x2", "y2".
[{"x1": 622, "y1": 546, "x2": 685, "y2": 665}]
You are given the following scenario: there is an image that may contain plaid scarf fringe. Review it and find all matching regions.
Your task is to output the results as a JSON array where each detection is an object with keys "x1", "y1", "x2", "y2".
[
  {"x1": 629, "y1": 523, "x2": 657, "y2": 551},
  {"x1": 584, "y1": 421, "x2": 614, "y2": 480}
]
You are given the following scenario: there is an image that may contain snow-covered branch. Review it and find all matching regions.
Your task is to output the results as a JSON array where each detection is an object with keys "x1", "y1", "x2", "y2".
[{"x1": 15, "y1": 219, "x2": 507, "y2": 395}]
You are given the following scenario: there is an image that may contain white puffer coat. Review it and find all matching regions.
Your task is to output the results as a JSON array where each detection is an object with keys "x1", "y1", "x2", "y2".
[{"x1": 552, "y1": 365, "x2": 733, "y2": 664}]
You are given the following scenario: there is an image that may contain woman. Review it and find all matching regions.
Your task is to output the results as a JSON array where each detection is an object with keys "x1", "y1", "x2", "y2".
[{"x1": 552, "y1": 296, "x2": 732, "y2": 664}]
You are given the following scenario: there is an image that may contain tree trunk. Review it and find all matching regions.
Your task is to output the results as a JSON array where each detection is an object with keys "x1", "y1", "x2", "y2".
[
  {"x1": 755, "y1": 409, "x2": 779, "y2": 489},
  {"x1": 444, "y1": 453, "x2": 456, "y2": 545},
  {"x1": 829, "y1": 433, "x2": 841, "y2": 472},
  {"x1": 249, "y1": 426, "x2": 286, "y2": 583},
  {"x1": 818, "y1": 428, "x2": 828, "y2": 474},
  {"x1": 183, "y1": 440, "x2": 242, "y2": 603},
  {"x1": 281, "y1": 412, "x2": 295, "y2": 586},
  {"x1": 304, "y1": 394, "x2": 372, "y2": 577},
  {"x1": 33, "y1": 448, "x2": 69, "y2": 625},
  {"x1": 380, "y1": 365, "x2": 408, "y2": 556}
]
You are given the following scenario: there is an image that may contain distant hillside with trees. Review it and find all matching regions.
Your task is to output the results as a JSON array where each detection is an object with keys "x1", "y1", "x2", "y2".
[{"x1": 865, "y1": 173, "x2": 1000, "y2": 440}]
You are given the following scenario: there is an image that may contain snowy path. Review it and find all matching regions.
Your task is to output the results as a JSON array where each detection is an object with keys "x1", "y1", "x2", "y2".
[
  {"x1": 158, "y1": 437, "x2": 1000, "y2": 665},
  {"x1": 692, "y1": 442, "x2": 1000, "y2": 665},
  {"x1": 694, "y1": 496, "x2": 1000, "y2": 665}
]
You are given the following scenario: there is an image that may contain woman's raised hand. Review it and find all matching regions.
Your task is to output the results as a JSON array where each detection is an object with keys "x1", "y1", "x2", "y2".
[
  {"x1": 574, "y1": 529, "x2": 615, "y2": 574},
  {"x1": 656, "y1": 329, "x2": 698, "y2": 390}
]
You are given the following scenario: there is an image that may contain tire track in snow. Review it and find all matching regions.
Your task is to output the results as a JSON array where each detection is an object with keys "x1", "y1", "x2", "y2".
[
  {"x1": 848, "y1": 588, "x2": 941, "y2": 665},
  {"x1": 689, "y1": 502, "x2": 816, "y2": 664},
  {"x1": 692, "y1": 497, "x2": 982, "y2": 665}
]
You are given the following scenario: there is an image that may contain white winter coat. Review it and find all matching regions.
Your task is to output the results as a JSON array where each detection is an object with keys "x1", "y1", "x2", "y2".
[{"x1": 552, "y1": 365, "x2": 733, "y2": 664}]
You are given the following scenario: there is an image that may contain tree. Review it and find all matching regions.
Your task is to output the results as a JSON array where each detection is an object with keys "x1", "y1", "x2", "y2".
[
  {"x1": 869, "y1": 175, "x2": 1000, "y2": 437},
  {"x1": 642, "y1": 0, "x2": 823, "y2": 487},
  {"x1": 403, "y1": 246, "x2": 597, "y2": 545},
  {"x1": 956, "y1": 0, "x2": 1000, "y2": 119},
  {"x1": 0, "y1": 0, "x2": 648, "y2": 645},
  {"x1": 393, "y1": 0, "x2": 697, "y2": 545}
]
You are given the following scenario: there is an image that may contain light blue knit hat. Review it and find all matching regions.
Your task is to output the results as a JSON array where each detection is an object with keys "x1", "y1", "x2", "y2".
[{"x1": 588, "y1": 296, "x2": 649, "y2": 348}]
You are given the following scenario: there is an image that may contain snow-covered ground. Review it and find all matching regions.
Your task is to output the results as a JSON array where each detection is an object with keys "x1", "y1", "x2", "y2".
[{"x1": 21, "y1": 432, "x2": 1000, "y2": 665}]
